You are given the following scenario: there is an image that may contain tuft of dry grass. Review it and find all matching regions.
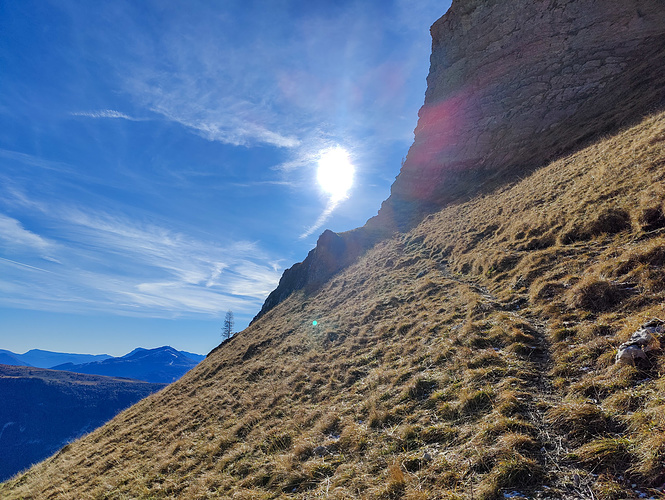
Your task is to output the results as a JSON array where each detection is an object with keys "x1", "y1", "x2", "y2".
[
  {"x1": 546, "y1": 400, "x2": 615, "y2": 443},
  {"x1": 570, "y1": 276, "x2": 631, "y2": 312},
  {"x1": 573, "y1": 437, "x2": 634, "y2": 473}
]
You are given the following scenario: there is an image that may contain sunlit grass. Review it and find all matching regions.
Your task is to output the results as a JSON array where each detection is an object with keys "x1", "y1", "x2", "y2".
[{"x1": 2, "y1": 112, "x2": 665, "y2": 499}]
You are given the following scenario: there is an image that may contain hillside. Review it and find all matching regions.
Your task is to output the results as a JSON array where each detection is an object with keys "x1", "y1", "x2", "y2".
[
  {"x1": 0, "y1": 366, "x2": 165, "y2": 483},
  {"x1": 3, "y1": 0, "x2": 665, "y2": 498},
  {"x1": 2, "y1": 111, "x2": 665, "y2": 499}
]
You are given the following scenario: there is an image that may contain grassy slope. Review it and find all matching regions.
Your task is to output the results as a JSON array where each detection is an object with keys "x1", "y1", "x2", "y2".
[{"x1": 2, "y1": 112, "x2": 665, "y2": 499}]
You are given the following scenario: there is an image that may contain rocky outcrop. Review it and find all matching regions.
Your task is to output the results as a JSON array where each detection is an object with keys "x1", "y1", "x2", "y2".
[
  {"x1": 252, "y1": 228, "x2": 379, "y2": 322},
  {"x1": 378, "y1": 0, "x2": 665, "y2": 230},
  {"x1": 255, "y1": 0, "x2": 665, "y2": 320}
]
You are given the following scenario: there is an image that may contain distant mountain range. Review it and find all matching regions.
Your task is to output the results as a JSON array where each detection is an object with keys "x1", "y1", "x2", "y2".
[
  {"x1": 0, "y1": 346, "x2": 204, "y2": 480},
  {"x1": 0, "y1": 352, "x2": 24, "y2": 366},
  {"x1": 0, "y1": 365, "x2": 165, "y2": 482},
  {"x1": 0, "y1": 346, "x2": 205, "y2": 383},
  {"x1": 0, "y1": 349, "x2": 111, "y2": 368},
  {"x1": 52, "y1": 346, "x2": 204, "y2": 383}
]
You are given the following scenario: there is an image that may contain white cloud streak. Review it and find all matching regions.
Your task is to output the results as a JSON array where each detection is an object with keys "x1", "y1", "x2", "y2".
[
  {"x1": 0, "y1": 199, "x2": 282, "y2": 319},
  {"x1": 70, "y1": 109, "x2": 145, "y2": 121},
  {"x1": 0, "y1": 256, "x2": 54, "y2": 274},
  {"x1": 300, "y1": 198, "x2": 341, "y2": 239},
  {"x1": 0, "y1": 148, "x2": 74, "y2": 174},
  {"x1": 0, "y1": 214, "x2": 53, "y2": 251}
]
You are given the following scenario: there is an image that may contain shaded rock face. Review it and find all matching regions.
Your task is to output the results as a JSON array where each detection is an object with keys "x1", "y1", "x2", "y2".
[
  {"x1": 256, "y1": 0, "x2": 665, "y2": 319},
  {"x1": 380, "y1": 0, "x2": 665, "y2": 229},
  {"x1": 253, "y1": 229, "x2": 376, "y2": 322}
]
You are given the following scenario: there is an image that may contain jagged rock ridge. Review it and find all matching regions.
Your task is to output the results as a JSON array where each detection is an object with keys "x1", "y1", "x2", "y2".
[
  {"x1": 253, "y1": 228, "x2": 379, "y2": 323},
  {"x1": 255, "y1": 0, "x2": 665, "y2": 321}
]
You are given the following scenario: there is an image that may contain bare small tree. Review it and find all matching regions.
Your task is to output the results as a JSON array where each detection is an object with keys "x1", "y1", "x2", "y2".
[{"x1": 222, "y1": 310, "x2": 234, "y2": 340}]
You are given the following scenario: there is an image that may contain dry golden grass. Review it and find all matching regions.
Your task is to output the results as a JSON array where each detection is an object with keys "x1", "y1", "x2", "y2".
[{"x1": 2, "y1": 112, "x2": 665, "y2": 499}]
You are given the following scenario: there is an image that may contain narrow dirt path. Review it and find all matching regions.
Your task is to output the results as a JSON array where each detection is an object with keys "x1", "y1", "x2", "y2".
[{"x1": 437, "y1": 260, "x2": 596, "y2": 498}]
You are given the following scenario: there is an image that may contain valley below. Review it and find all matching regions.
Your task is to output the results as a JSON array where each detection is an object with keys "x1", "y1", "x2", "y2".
[{"x1": 0, "y1": 366, "x2": 165, "y2": 483}]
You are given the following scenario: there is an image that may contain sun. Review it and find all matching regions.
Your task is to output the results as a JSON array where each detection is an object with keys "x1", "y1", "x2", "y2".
[{"x1": 317, "y1": 147, "x2": 355, "y2": 201}]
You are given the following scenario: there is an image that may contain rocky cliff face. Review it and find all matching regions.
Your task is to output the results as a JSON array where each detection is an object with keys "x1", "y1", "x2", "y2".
[
  {"x1": 380, "y1": 0, "x2": 665, "y2": 227},
  {"x1": 255, "y1": 0, "x2": 665, "y2": 320},
  {"x1": 253, "y1": 228, "x2": 377, "y2": 322}
]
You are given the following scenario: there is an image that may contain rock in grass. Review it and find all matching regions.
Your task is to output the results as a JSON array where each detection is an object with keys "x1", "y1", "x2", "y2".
[
  {"x1": 615, "y1": 319, "x2": 664, "y2": 364},
  {"x1": 615, "y1": 345, "x2": 647, "y2": 364},
  {"x1": 312, "y1": 445, "x2": 329, "y2": 457}
]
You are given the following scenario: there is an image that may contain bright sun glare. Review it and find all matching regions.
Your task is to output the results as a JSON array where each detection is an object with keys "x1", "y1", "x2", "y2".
[{"x1": 317, "y1": 147, "x2": 355, "y2": 201}]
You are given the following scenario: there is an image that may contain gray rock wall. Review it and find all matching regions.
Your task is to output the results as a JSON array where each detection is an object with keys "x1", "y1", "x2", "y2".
[{"x1": 380, "y1": 0, "x2": 665, "y2": 228}]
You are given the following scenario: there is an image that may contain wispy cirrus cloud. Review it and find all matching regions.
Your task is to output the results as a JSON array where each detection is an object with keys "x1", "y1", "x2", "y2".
[
  {"x1": 60, "y1": 207, "x2": 281, "y2": 303},
  {"x1": 70, "y1": 109, "x2": 145, "y2": 121},
  {"x1": 0, "y1": 195, "x2": 283, "y2": 318},
  {"x1": 56, "y1": 1, "x2": 444, "y2": 238},
  {"x1": 107, "y1": 1, "x2": 437, "y2": 152},
  {"x1": 0, "y1": 256, "x2": 54, "y2": 274},
  {"x1": 0, "y1": 214, "x2": 53, "y2": 252},
  {"x1": 0, "y1": 148, "x2": 74, "y2": 174},
  {"x1": 126, "y1": 75, "x2": 300, "y2": 148},
  {"x1": 229, "y1": 180, "x2": 295, "y2": 188}
]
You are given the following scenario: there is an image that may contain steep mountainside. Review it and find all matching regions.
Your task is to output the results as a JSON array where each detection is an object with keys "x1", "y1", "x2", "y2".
[
  {"x1": 0, "y1": 366, "x2": 164, "y2": 483},
  {"x1": 51, "y1": 346, "x2": 202, "y2": 383},
  {"x1": 2, "y1": 111, "x2": 665, "y2": 499},
  {"x1": 3, "y1": 1, "x2": 665, "y2": 498},
  {"x1": 254, "y1": 0, "x2": 665, "y2": 322}
]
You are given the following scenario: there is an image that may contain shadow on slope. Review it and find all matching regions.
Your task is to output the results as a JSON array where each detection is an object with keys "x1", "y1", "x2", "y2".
[{"x1": 0, "y1": 366, "x2": 165, "y2": 483}]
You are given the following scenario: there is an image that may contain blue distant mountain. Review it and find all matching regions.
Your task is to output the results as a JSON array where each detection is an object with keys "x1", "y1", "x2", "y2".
[
  {"x1": 168, "y1": 350, "x2": 205, "y2": 363},
  {"x1": 121, "y1": 347, "x2": 205, "y2": 363},
  {"x1": 51, "y1": 346, "x2": 202, "y2": 383},
  {"x1": 0, "y1": 351, "x2": 27, "y2": 366},
  {"x1": 0, "y1": 349, "x2": 111, "y2": 368}
]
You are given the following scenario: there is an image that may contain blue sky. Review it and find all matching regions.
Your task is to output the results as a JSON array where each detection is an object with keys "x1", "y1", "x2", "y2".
[{"x1": 0, "y1": 0, "x2": 451, "y2": 356}]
